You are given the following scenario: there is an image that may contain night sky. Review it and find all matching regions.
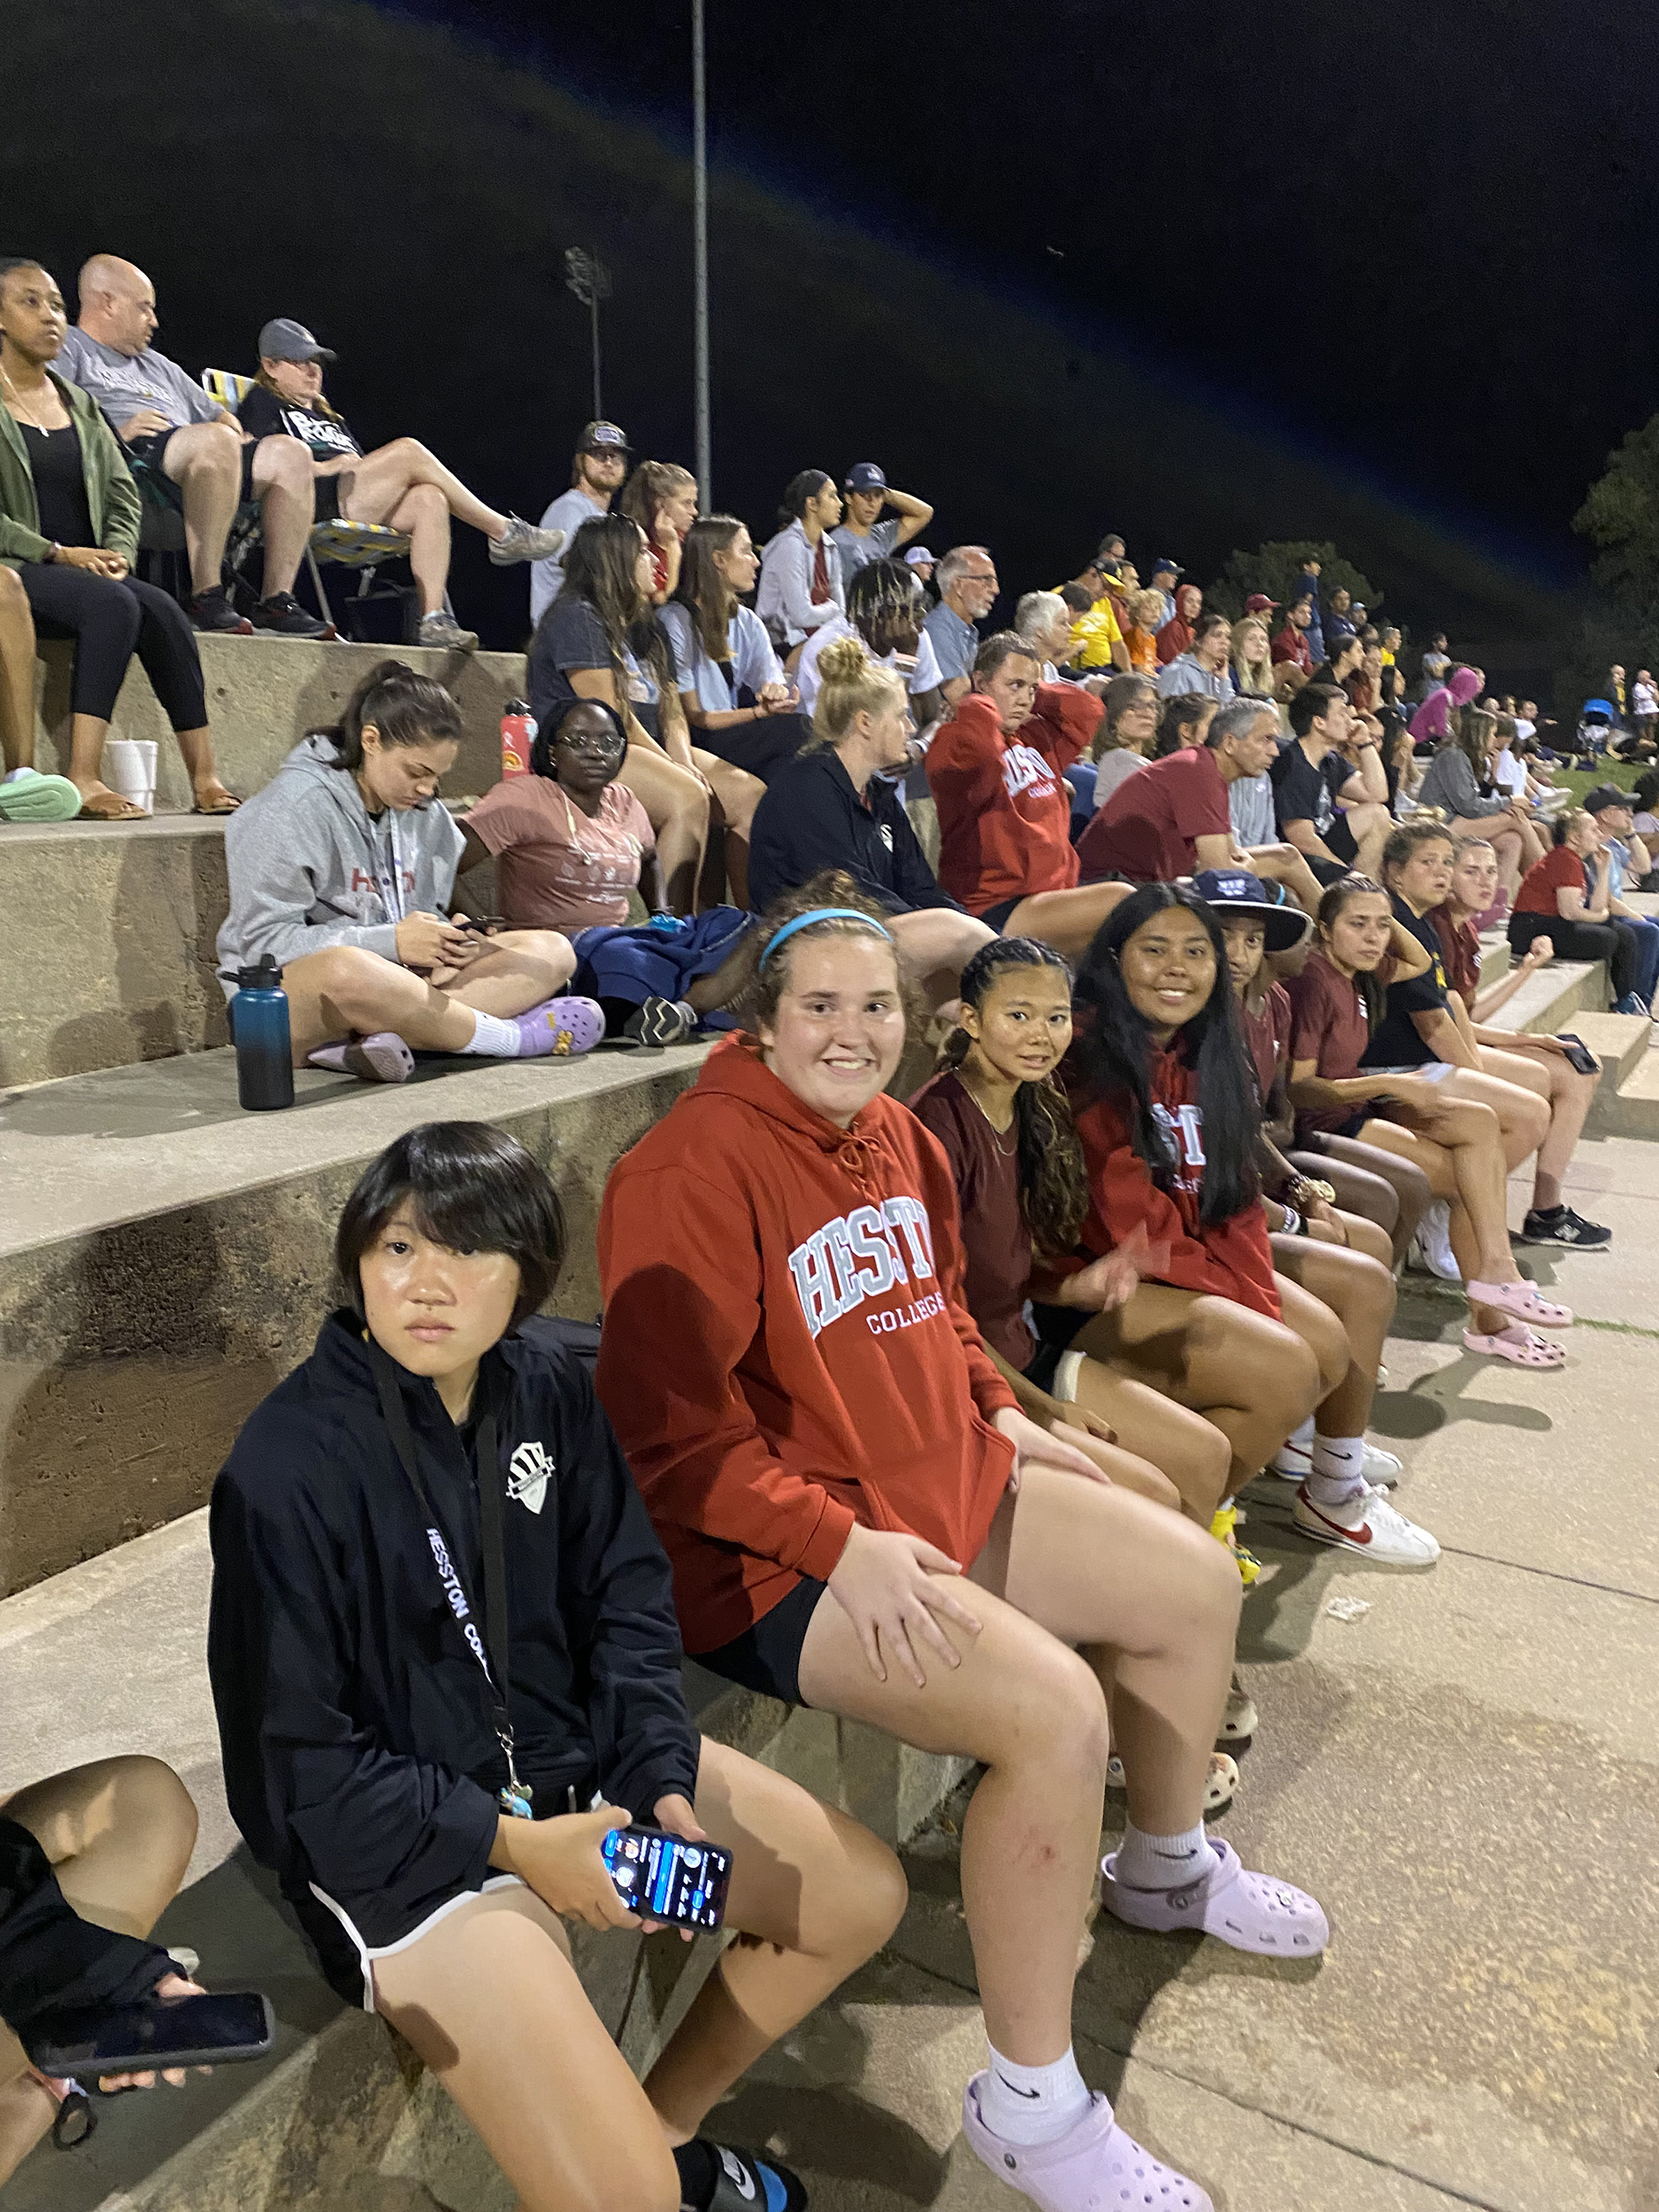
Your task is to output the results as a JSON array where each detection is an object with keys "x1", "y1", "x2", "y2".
[{"x1": 9, "y1": 0, "x2": 1657, "y2": 694}]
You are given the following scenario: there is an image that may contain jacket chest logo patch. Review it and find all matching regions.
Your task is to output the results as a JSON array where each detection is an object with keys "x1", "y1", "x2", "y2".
[{"x1": 506, "y1": 1440, "x2": 554, "y2": 1515}]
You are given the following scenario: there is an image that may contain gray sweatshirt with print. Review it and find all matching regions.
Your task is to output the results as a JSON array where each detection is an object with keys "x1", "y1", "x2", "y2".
[{"x1": 214, "y1": 734, "x2": 465, "y2": 994}]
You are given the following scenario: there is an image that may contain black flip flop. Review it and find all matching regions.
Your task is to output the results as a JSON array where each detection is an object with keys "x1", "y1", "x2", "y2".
[{"x1": 674, "y1": 2137, "x2": 809, "y2": 2211}]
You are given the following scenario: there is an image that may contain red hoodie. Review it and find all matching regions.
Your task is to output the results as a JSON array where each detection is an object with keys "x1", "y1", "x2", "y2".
[
  {"x1": 1064, "y1": 1043, "x2": 1280, "y2": 1319},
  {"x1": 928, "y1": 682, "x2": 1102, "y2": 915},
  {"x1": 596, "y1": 1039, "x2": 1018, "y2": 1651}
]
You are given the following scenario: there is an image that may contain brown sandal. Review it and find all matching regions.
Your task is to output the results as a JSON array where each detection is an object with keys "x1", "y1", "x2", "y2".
[
  {"x1": 77, "y1": 788, "x2": 146, "y2": 822},
  {"x1": 191, "y1": 787, "x2": 242, "y2": 815}
]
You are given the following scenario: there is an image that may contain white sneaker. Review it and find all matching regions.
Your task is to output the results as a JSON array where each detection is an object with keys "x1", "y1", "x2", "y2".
[
  {"x1": 1271, "y1": 1436, "x2": 1402, "y2": 1487},
  {"x1": 1412, "y1": 1199, "x2": 1461, "y2": 1281},
  {"x1": 1294, "y1": 1484, "x2": 1440, "y2": 1565}
]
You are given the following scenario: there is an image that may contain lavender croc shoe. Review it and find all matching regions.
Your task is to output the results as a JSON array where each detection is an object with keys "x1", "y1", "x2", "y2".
[
  {"x1": 307, "y1": 1032, "x2": 414, "y2": 1084},
  {"x1": 963, "y1": 2078, "x2": 1212, "y2": 2212},
  {"x1": 512, "y1": 995, "x2": 605, "y2": 1057},
  {"x1": 1099, "y1": 1838, "x2": 1329, "y2": 1957}
]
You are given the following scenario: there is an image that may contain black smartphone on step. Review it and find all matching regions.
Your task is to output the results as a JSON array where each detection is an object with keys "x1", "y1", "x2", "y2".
[
  {"x1": 602, "y1": 1825, "x2": 732, "y2": 1931},
  {"x1": 1555, "y1": 1033, "x2": 1600, "y2": 1076},
  {"x1": 24, "y1": 1990, "x2": 275, "y2": 2078}
]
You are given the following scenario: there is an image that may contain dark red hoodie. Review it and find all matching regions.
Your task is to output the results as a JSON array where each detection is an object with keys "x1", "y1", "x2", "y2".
[
  {"x1": 596, "y1": 1039, "x2": 1018, "y2": 1651},
  {"x1": 928, "y1": 682, "x2": 1102, "y2": 915},
  {"x1": 1064, "y1": 1043, "x2": 1280, "y2": 1319}
]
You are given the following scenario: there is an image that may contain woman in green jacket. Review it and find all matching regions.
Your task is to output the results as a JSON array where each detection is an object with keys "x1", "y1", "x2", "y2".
[{"x1": 0, "y1": 257, "x2": 236, "y2": 819}]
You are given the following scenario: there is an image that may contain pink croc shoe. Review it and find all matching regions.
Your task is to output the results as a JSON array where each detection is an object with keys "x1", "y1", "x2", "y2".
[
  {"x1": 963, "y1": 2077, "x2": 1212, "y2": 2212},
  {"x1": 512, "y1": 995, "x2": 604, "y2": 1057},
  {"x1": 1099, "y1": 1839, "x2": 1329, "y2": 1957}
]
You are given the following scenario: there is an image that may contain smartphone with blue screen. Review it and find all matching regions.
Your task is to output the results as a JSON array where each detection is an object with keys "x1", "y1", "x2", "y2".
[{"x1": 602, "y1": 1825, "x2": 732, "y2": 1931}]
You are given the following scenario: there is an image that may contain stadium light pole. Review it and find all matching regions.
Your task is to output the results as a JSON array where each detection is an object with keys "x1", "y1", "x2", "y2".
[
  {"x1": 692, "y1": 0, "x2": 711, "y2": 508},
  {"x1": 563, "y1": 247, "x2": 611, "y2": 419}
]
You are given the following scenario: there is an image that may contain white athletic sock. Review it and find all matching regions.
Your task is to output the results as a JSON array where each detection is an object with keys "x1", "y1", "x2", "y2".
[
  {"x1": 979, "y1": 2041, "x2": 1092, "y2": 2147},
  {"x1": 1306, "y1": 1435, "x2": 1367, "y2": 1507},
  {"x1": 1288, "y1": 1414, "x2": 1315, "y2": 1451},
  {"x1": 1114, "y1": 1819, "x2": 1219, "y2": 1892},
  {"x1": 458, "y1": 1008, "x2": 522, "y2": 1057}
]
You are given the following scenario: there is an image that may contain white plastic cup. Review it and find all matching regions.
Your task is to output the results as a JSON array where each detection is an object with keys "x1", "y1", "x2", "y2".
[{"x1": 104, "y1": 738, "x2": 157, "y2": 815}]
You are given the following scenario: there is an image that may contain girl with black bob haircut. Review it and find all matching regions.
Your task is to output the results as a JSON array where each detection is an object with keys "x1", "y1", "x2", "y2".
[
  {"x1": 216, "y1": 659, "x2": 602, "y2": 1082},
  {"x1": 208, "y1": 1119, "x2": 905, "y2": 2212},
  {"x1": 1051, "y1": 884, "x2": 1353, "y2": 1507}
]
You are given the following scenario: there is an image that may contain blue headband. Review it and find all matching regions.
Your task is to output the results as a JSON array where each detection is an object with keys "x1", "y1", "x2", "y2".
[{"x1": 758, "y1": 908, "x2": 895, "y2": 970}]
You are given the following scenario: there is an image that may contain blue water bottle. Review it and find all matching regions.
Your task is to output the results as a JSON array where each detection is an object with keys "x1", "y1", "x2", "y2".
[{"x1": 232, "y1": 956, "x2": 295, "y2": 1111}]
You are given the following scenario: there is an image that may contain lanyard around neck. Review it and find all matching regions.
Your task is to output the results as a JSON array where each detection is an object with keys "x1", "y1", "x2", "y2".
[{"x1": 367, "y1": 1341, "x2": 532, "y2": 1816}]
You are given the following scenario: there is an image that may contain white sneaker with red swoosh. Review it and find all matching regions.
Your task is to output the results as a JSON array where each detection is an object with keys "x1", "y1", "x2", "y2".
[{"x1": 1294, "y1": 1483, "x2": 1440, "y2": 1566}]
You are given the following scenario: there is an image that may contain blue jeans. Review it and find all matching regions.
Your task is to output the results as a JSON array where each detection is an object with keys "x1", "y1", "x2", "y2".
[{"x1": 1615, "y1": 916, "x2": 1659, "y2": 1005}]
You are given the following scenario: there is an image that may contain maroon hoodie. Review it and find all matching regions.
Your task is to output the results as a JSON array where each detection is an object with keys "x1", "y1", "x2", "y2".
[{"x1": 597, "y1": 1038, "x2": 1017, "y2": 1651}]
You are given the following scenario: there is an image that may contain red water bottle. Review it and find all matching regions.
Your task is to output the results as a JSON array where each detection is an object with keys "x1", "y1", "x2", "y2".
[{"x1": 500, "y1": 697, "x2": 535, "y2": 779}]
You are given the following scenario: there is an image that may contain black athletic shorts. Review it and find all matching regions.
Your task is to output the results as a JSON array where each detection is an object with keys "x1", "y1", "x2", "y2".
[
  {"x1": 1325, "y1": 812, "x2": 1360, "y2": 865},
  {"x1": 979, "y1": 895, "x2": 1025, "y2": 934},
  {"x1": 695, "y1": 1574, "x2": 827, "y2": 1706},
  {"x1": 126, "y1": 425, "x2": 259, "y2": 509}
]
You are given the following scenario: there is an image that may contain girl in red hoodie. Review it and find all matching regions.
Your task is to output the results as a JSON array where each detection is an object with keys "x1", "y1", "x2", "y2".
[
  {"x1": 598, "y1": 872, "x2": 1327, "y2": 2212},
  {"x1": 927, "y1": 632, "x2": 1133, "y2": 955},
  {"x1": 1056, "y1": 884, "x2": 1342, "y2": 1495}
]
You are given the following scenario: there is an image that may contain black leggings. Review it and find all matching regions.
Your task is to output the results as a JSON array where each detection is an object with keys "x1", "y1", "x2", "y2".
[
  {"x1": 19, "y1": 564, "x2": 208, "y2": 730},
  {"x1": 1508, "y1": 910, "x2": 1637, "y2": 1002}
]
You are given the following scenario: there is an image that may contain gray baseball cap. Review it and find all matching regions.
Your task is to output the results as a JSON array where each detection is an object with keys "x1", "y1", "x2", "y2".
[{"x1": 257, "y1": 318, "x2": 336, "y2": 364}]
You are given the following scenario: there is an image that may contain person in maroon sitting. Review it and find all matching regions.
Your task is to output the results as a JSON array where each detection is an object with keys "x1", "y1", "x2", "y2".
[{"x1": 1077, "y1": 698, "x2": 1277, "y2": 883}]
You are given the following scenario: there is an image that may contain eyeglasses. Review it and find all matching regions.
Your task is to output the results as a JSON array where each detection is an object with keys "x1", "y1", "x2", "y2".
[{"x1": 555, "y1": 733, "x2": 626, "y2": 757}]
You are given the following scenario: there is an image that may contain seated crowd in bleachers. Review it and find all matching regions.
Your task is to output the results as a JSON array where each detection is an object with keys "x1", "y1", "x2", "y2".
[{"x1": 3, "y1": 242, "x2": 1652, "y2": 2212}]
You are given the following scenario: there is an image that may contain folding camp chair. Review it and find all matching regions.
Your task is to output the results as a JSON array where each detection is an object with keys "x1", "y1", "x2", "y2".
[{"x1": 203, "y1": 369, "x2": 412, "y2": 634}]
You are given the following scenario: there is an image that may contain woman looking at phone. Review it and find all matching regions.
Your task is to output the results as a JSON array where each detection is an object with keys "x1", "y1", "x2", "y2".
[
  {"x1": 599, "y1": 875, "x2": 1329, "y2": 2212},
  {"x1": 209, "y1": 1121, "x2": 905, "y2": 2212},
  {"x1": 216, "y1": 661, "x2": 601, "y2": 1081},
  {"x1": 1286, "y1": 873, "x2": 1574, "y2": 1368}
]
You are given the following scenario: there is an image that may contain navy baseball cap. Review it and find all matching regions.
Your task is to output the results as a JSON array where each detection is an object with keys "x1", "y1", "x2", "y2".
[
  {"x1": 845, "y1": 461, "x2": 888, "y2": 493},
  {"x1": 1150, "y1": 556, "x2": 1184, "y2": 578},
  {"x1": 1192, "y1": 869, "x2": 1312, "y2": 953},
  {"x1": 257, "y1": 318, "x2": 334, "y2": 364}
]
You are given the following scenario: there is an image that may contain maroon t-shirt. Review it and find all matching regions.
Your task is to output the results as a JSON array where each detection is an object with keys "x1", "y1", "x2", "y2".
[
  {"x1": 909, "y1": 1069, "x2": 1034, "y2": 1370},
  {"x1": 1240, "y1": 980, "x2": 1292, "y2": 1106},
  {"x1": 1284, "y1": 950, "x2": 1383, "y2": 1133},
  {"x1": 1431, "y1": 907, "x2": 1481, "y2": 1010},
  {"x1": 1078, "y1": 745, "x2": 1232, "y2": 883}
]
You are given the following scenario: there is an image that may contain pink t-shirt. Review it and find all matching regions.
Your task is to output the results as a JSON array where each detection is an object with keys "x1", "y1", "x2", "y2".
[{"x1": 465, "y1": 775, "x2": 656, "y2": 930}]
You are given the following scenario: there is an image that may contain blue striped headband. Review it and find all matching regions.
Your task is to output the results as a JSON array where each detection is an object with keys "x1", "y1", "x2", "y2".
[{"x1": 758, "y1": 908, "x2": 895, "y2": 970}]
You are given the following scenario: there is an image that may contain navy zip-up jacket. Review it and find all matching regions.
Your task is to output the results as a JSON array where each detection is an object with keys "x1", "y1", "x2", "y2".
[
  {"x1": 208, "y1": 1313, "x2": 699, "y2": 2001},
  {"x1": 748, "y1": 746, "x2": 964, "y2": 916}
]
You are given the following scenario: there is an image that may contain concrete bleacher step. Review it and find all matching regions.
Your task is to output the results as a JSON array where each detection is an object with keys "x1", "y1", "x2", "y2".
[
  {"x1": 0, "y1": 1512, "x2": 965, "y2": 2212},
  {"x1": 1481, "y1": 956, "x2": 1605, "y2": 1037},
  {"x1": 0, "y1": 816, "x2": 229, "y2": 1087},
  {"x1": 1601, "y1": 1035, "x2": 1659, "y2": 1139},
  {"x1": 0, "y1": 1043, "x2": 709, "y2": 1596},
  {"x1": 29, "y1": 634, "x2": 525, "y2": 814}
]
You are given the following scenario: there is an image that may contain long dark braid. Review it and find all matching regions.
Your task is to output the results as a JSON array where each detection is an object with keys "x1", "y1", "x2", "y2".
[{"x1": 945, "y1": 938, "x2": 1090, "y2": 1256}]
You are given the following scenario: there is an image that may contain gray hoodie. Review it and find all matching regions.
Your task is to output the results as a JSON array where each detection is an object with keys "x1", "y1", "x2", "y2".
[{"x1": 215, "y1": 734, "x2": 466, "y2": 995}]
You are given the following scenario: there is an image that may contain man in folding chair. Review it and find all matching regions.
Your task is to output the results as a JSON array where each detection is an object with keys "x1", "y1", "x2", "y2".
[
  {"x1": 230, "y1": 319, "x2": 565, "y2": 651},
  {"x1": 57, "y1": 256, "x2": 329, "y2": 638}
]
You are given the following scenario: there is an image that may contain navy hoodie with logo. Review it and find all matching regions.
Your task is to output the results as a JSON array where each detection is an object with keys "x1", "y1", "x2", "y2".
[{"x1": 207, "y1": 1312, "x2": 699, "y2": 2008}]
